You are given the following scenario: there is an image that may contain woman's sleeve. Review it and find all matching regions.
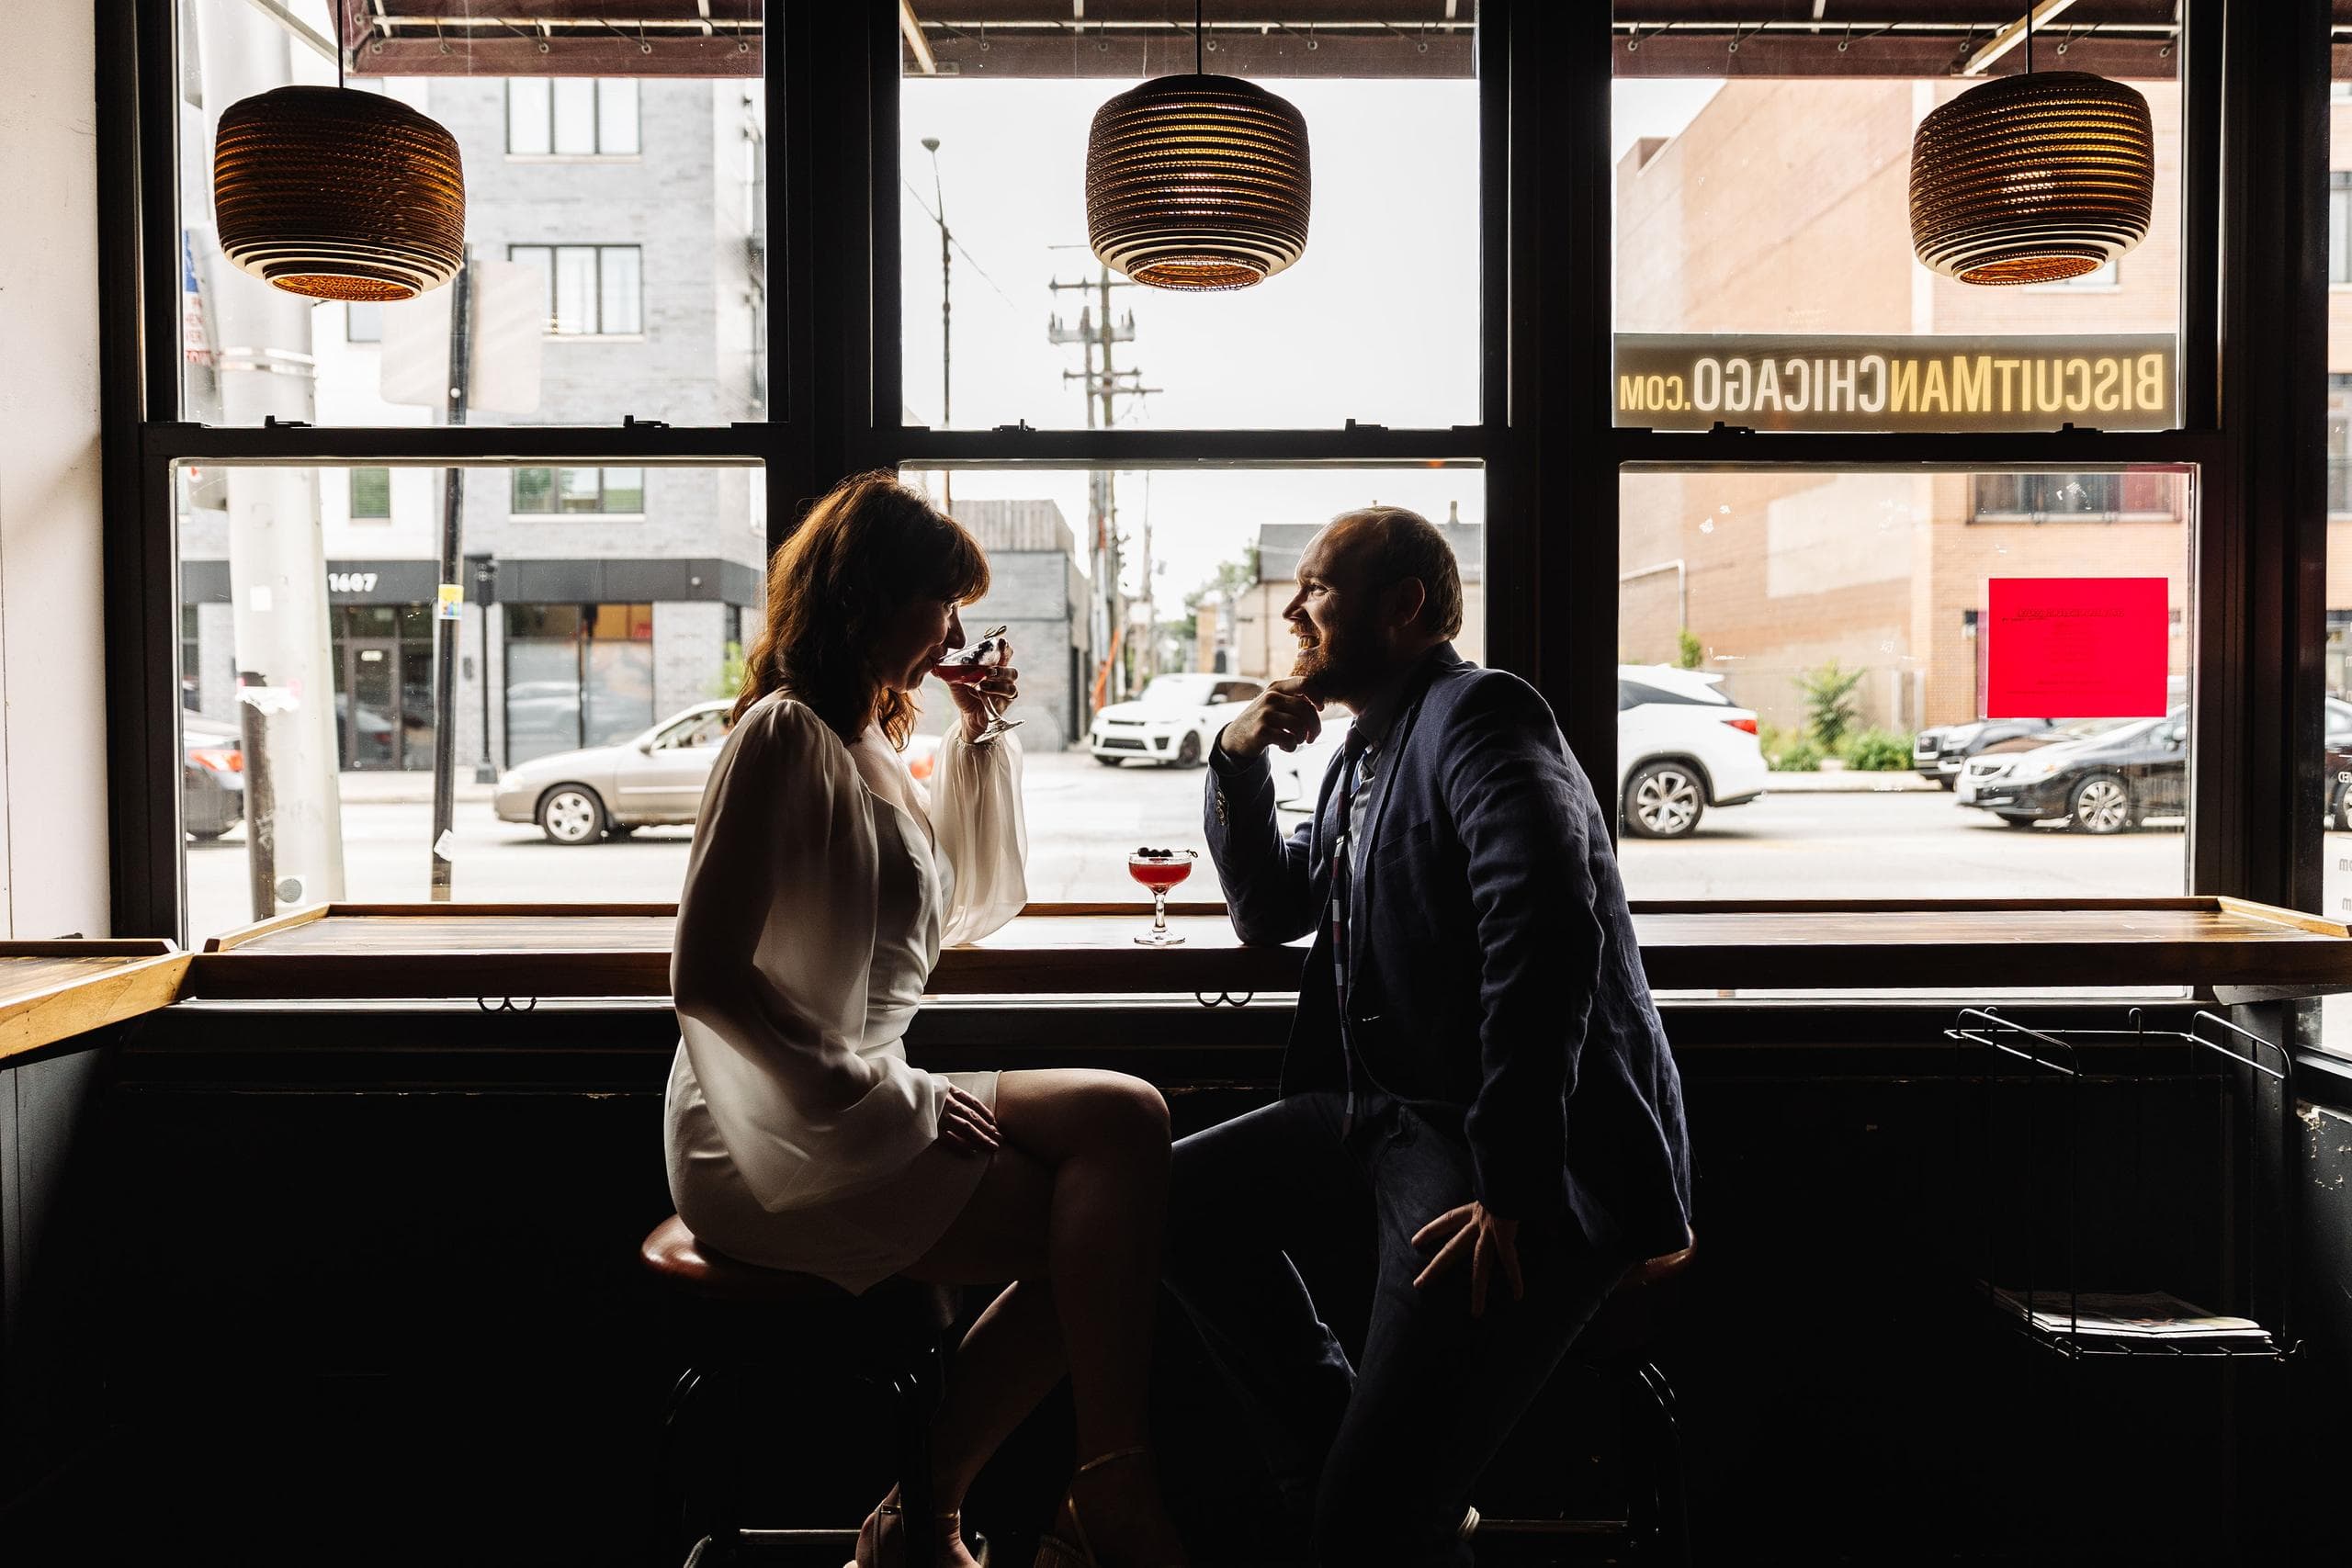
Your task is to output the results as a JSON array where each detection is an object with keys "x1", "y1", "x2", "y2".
[
  {"x1": 671, "y1": 701, "x2": 948, "y2": 1211},
  {"x1": 929, "y1": 726, "x2": 1030, "y2": 946}
]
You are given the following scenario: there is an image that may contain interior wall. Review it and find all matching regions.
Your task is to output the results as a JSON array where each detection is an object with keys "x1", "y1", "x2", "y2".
[{"x1": 0, "y1": 0, "x2": 109, "y2": 940}]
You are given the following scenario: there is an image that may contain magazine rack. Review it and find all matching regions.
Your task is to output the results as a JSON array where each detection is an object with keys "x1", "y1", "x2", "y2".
[{"x1": 1946, "y1": 1006, "x2": 2297, "y2": 1360}]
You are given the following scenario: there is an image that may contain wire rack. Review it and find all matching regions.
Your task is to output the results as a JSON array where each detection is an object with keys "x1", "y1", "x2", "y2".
[{"x1": 1946, "y1": 1006, "x2": 2298, "y2": 1362}]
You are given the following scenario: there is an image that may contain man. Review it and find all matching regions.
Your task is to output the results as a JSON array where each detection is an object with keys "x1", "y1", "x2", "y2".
[{"x1": 1165, "y1": 507, "x2": 1693, "y2": 1566}]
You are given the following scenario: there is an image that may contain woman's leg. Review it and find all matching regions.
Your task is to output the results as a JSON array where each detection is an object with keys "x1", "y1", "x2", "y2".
[{"x1": 901, "y1": 1067, "x2": 1184, "y2": 1562}]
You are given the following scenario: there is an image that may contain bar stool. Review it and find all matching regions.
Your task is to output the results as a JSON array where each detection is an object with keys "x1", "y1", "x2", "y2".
[
  {"x1": 640, "y1": 1214, "x2": 962, "y2": 1566},
  {"x1": 1475, "y1": 1241, "x2": 1696, "y2": 1565}
]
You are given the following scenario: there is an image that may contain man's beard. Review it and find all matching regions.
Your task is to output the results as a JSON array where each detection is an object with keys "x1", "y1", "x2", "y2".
[{"x1": 1290, "y1": 620, "x2": 1360, "y2": 705}]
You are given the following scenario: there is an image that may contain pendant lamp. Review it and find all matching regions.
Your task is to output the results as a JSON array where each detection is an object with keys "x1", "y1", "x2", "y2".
[
  {"x1": 1907, "y1": 9, "x2": 2154, "y2": 286},
  {"x1": 1084, "y1": 1, "x2": 1310, "y2": 291},
  {"x1": 214, "y1": 85, "x2": 466, "y2": 301}
]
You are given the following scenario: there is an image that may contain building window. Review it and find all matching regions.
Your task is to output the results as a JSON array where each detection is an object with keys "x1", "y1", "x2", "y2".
[
  {"x1": 180, "y1": 604, "x2": 202, "y2": 711},
  {"x1": 503, "y1": 603, "x2": 657, "y2": 764},
  {"x1": 349, "y1": 468, "x2": 392, "y2": 521},
  {"x1": 2334, "y1": 172, "x2": 2352, "y2": 285},
  {"x1": 1972, "y1": 471, "x2": 2177, "y2": 520},
  {"x1": 345, "y1": 301, "x2": 382, "y2": 343},
  {"x1": 2328, "y1": 375, "x2": 2352, "y2": 517},
  {"x1": 509, "y1": 244, "x2": 643, "y2": 335},
  {"x1": 506, "y1": 78, "x2": 639, "y2": 156},
  {"x1": 511, "y1": 467, "x2": 646, "y2": 514}
]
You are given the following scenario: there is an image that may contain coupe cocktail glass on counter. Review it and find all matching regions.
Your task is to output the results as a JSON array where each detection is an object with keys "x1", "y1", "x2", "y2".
[
  {"x1": 1127, "y1": 848, "x2": 1198, "y2": 946},
  {"x1": 933, "y1": 626, "x2": 1020, "y2": 743}
]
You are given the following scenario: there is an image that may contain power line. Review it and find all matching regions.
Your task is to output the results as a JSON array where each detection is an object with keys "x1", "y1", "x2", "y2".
[{"x1": 899, "y1": 176, "x2": 1018, "y2": 310}]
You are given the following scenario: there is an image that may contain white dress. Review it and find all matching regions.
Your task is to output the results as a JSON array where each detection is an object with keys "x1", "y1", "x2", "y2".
[{"x1": 663, "y1": 692, "x2": 1028, "y2": 1293}]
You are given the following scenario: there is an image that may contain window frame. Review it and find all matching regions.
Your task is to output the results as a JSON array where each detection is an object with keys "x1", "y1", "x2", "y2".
[{"x1": 96, "y1": 0, "x2": 2332, "y2": 959}]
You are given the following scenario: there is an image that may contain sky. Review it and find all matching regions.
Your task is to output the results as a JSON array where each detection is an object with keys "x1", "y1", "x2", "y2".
[{"x1": 894, "y1": 74, "x2": 1719, "y2": 616}]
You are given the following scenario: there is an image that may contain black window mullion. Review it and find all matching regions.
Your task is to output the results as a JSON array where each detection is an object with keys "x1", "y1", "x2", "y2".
[{"x1": 146, "y1": 423, "x2": 768, "y2": 467}]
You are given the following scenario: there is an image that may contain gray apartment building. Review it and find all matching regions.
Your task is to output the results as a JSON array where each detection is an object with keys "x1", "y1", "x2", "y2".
[
  {"x1": 921, "y1": 500, "x2": 1097, "y2": 750},
  {"x1": 180, "y1": 69, "x2": 767, "y2": 773}
]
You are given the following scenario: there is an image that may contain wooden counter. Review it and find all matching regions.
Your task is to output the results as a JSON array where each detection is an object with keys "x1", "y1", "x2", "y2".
[
  {"x1": 179, "y1": 897, "x2": 2352, "y2": 1003},
  {"x1": 0, "y1": 941, "x2": 188, "y2": 1062}
]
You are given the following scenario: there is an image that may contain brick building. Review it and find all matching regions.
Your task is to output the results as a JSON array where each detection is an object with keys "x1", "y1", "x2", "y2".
[{"x1": 1615, "y1": 78, "x2": 2201, "y2": 735}]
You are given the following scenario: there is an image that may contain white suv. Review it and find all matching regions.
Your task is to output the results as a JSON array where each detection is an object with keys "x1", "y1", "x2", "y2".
[
  {"x1": 1615, "y1": 666, "x2": 1769, "y2": 839},
  {"x1": 1270, "y1": 664, "x2": 1768, "y2": 841},
  {"x1": 1091, "y1": 673, "x2": 1265, "y2": 768}
]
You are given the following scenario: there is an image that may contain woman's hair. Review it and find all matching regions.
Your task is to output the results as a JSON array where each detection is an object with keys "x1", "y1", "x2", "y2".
[{"x1": 733, "y1": 470, "x2": 990, "y2": 749}]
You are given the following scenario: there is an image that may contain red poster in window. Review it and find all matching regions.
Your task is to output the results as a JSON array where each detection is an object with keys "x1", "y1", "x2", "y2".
[{"x1": 1984, "y1": 577, "x2": 2170, "y2": 718}]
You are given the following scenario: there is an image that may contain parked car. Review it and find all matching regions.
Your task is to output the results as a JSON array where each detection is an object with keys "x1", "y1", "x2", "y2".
[
  {"x1": 183, "y1": 713, "x2": 244, "y2": 840},
  {"x1": 1914, "y1": 717, "x2": 2071, "y2": 788},
  {"x1": 494, "y1": 700, "x2": 736, "y2": 844},
  {"x1": 1963, "y1": 697, "x2": 2352, "y2": 832},
  {"x1": 1959, "y1": 711, "x2": 2188, "y2": 832},
  {"x1": 1272, "y1": 664, "x2": 1768, "y2": 842},
  {"x1": 1090, "y1": 673, "x2": 1264, "y2": 769}
]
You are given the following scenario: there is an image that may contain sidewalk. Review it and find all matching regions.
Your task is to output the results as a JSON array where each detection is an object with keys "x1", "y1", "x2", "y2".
[
  {"x1": 337, "y1": 771, "x2": 495, "y2": 805},
  {"x1": 1761, "y1": 769, "x2": 1939, "y2": 793}
]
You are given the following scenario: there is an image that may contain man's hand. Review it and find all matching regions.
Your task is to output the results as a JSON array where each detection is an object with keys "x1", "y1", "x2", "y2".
[
  {"x1": 1411, "y1": 1202, "x2": 1522, "y2": 1317},
  {"x1": 1216, "y1": 677, "x2": 1323, "y2": 763}
]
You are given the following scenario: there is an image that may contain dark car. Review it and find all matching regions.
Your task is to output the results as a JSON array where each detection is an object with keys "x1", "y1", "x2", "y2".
[
  {"x1": 1913, "y1": 717, "x2": 2069, "y2": 789},
  {"x1": 1962, "y1": 710, "x2": 2189, "y2": 833},
  {"x1": 183, "y1": 713, "x2": 244, "y2": 840}
]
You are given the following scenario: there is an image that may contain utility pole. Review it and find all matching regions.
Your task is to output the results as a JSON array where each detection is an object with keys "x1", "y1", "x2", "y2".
[
  {"x1": 430, "y1": 251, "x2": 474, "y2": 901},
  {"x1": 921, "y1": 136, "x2": 952, "y2": 513},
  {"x1": 1048, "y1": 261, "x2": 1157, "y2": 704}
]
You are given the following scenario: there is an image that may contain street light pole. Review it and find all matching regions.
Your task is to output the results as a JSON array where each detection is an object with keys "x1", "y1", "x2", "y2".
[{"x1": 922, "y1": 135, "x2": 952, "y2": 513}]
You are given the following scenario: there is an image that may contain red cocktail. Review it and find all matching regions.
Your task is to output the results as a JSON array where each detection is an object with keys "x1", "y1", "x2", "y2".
[
  {"x1": 1128, "y1": 848, "x2": 1198, "y2": 946},
  {"x1": 933, "y1": 626, "x2": 1019, "y2": 740}
]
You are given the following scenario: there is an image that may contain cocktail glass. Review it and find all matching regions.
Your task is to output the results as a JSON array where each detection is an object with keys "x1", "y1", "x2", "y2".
[
  {"x1": 933, "y1": 626, "x2": 1022, "y2": 743},
  {"x1": 1128, "y1": 849, "x2": 1198, "y2": 946}
]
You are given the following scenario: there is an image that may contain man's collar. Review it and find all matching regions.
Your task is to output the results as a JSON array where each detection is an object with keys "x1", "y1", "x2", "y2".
[{"x1": 1349, "y1": 641, "x2": 1457, "y2": 753}]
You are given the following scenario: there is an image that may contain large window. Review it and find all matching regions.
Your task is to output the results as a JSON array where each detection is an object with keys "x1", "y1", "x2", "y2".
[
  {"x1": 506, "y1": 78, "x2": 640, "y2": 156},
  {"x1": 174, "y1": 462, "x2": 762, "y2": 946},
  {"x1": 511, "y1": 244, "x2": 644, "y2": 337},
  {"x1": 175, "y1": 0, "x2": 760, "y2": 427},
  {"x1": 1619, "y1": 466, "x2": 2196, "y2": 902},
  {"x1": 1612, "y1": 14, "x2": 2183, "y2": 433},
  {"x1": 901, "y1": 467, "x2": 1485, "y2": 903},
  {"x1": 897, "y1": 8, "x2": 1478, "y2": 431}
]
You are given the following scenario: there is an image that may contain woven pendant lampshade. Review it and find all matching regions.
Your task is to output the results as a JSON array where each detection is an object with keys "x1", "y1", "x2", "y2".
[
  {"x1": 1909, "y1": 69, "x2": 2154, "y2": 286},
  {"x1": 214, "y1": 85, "x2": 466, "y2": 301},
  {"x1": 1085, "y1": 73, "x2": 1311, "y2": 291}
]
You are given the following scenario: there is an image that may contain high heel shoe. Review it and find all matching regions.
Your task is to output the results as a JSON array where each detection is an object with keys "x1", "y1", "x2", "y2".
[
  {"x1": 849, "y1": 1495, "x2": 985, "y2": 1568},
  {"x1": 1031, "y1": 1447, "x2": 1185, "y2": 1568}
]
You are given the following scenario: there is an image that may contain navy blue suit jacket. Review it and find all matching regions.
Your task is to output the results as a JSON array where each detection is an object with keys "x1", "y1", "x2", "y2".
[{"x1": 1204, "y1": 646, "x2": 1693, "y2": 1261}]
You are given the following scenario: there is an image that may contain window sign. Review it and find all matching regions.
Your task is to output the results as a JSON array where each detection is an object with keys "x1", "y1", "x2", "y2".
[
  {"x1": 1985, "y1": 577, "x2": 2171, "y2": 719},
  {"x1": 1615, "y1": 334, "x2": 2177, "y2": 433}
]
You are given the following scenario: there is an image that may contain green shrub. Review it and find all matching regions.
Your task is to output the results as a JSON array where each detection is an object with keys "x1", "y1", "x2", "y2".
[
  {"x1": 1675, "y1": 628, "x2": 1703, "y2": 670},
  {"x1": 1797, "y1": 661, "x2": 1866, "y2": 749},
  {"x1": 1838, "y1": 728, "x2": 1913, "y2": 772},
  {"x1": 1758, "y1": 723, "x2": 1822, "y2": 771}
]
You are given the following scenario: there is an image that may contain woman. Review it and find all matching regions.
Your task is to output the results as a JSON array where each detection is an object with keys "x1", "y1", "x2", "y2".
[{"x1": 665, "y1": 472, "x2": 1189, "y2": 1568}]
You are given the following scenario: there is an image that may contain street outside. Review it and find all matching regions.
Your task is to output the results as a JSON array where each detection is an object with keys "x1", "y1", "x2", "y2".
[{"x1": 187, "y1": 750, "x2": 2284, "y2": 944}]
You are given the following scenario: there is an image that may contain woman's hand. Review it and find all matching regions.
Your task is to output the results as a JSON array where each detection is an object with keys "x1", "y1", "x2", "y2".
[
  {"x1": 949, "y1": 644, "x2": 1019, "y2": 744},
  {"x1": 937, "y1": 1084, "x2": 1001, "y2": 1156}
]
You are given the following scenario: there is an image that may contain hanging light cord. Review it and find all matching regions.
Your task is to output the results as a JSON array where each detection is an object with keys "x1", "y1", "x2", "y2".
[
  {"x1": 2025, "y1": 5, "x2": 2034, "y2": 74},
  {"x1": 1196, "y1": 0, "x2": 1204, "y2": 75}
]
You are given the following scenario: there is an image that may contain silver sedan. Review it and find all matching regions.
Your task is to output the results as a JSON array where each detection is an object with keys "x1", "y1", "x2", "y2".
[{"x1": 493, "y1": 701, "x2": 737, "y2": 844}]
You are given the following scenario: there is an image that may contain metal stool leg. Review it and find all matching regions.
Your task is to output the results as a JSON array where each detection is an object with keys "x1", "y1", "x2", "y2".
[{"x1": 1631, "y1": 1359, "x2": 1690, "y2": 1567}]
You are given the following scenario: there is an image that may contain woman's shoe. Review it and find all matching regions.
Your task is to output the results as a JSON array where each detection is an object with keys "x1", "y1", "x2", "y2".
[
  {"x1": 850, "y1": 1491, "x2": 985, "y2": 1568},
  {"x1": 1030, "y1": 1447, "x2": 1186, "y2": 1568}
]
